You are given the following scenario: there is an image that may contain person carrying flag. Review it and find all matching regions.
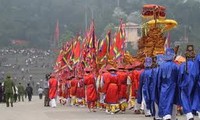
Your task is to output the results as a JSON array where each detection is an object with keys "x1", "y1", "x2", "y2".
[
  {"x1": 84, "y1": 67, "x2": 98, "y2": 112},
  {"x1": 117, "y1": 63, "x2": 130, "y2": 114},
  {"x1": 104, "y1": 65, "x2": 120, "y2": 114}
]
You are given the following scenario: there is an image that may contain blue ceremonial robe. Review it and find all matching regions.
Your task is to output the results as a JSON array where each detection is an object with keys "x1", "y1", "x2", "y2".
[
  {"x1": 193, "y1": 55, "x2": 200, "y2": 111},
  {"x1": 137, "y1": 68, "x2": 152, "y2": 110},
  {"x1": 178, "y1": 59, "x2": 198, "y2": 114},
  {"x1": 149, "y1": 67, "x2": 160, "y2": 116},
  {"x1": 157, "y1": 60, "x2": 179, "y2": 117},
  {"x1": 152, "y1": 67, "x2": 160, "y2": 104}
]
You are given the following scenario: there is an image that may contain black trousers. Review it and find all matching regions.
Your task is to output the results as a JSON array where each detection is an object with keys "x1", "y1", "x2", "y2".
[
  {"x1": 44, "y1": 88, "x2": 49, "y2": 106},
  {"x1": 0, "y1": 94, "x2": 2, "y2": 103},
  {"x1": 27, "y1": 94, "x2": 32, "y2": 101},
  {"x1": 39, "y1": 94, "x2": 43, "y2": 99}
]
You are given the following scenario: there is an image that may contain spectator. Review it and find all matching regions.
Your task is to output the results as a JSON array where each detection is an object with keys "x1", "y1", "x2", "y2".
[
  {"x1": 13, "y1": 86, "x2": 18, "y2": 102},
  {"x1": 4, "y1": 75, "x2": 15, "y2": 107},
  {"x1": 21, "y1": 68, "x2": 24, "y2": 74},
  {"x1": 17, "y1": 83, "x2": 25, "y2": 102},
  {"x1": 44, "y1": 74, "x2": 50, "y2": 107},
  {"x1": 38, "y1": 87, "x2": 44, "y2": 99},
  {"x1": 29, "y1": 75, "x2": 32, "y2": 81},
  {"x1": 26, "y1": 83, "x2": 33, "y2": 101}
]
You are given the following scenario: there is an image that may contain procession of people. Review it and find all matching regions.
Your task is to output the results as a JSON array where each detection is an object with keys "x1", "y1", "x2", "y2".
[
  {"x1": 45, "y1": 44, "x2": 200, "y2": 120},
  {"x1": 42, "y1": 7, "x2": 200, "y2": 119},
  {"x1": 0, "y1": 3, "x2": 200, "y2": 120}
]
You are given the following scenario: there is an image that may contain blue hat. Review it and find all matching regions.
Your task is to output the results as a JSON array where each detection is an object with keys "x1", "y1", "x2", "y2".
[
  {"x1": 164, "y1": 48, "x2": 175, "y2": 61},
  {"x1": 156, "y1": 54, "x2": 164, "y2": 65},
  {"x1": 144, "y1": 57, "x2": 152, "y2": 67}
]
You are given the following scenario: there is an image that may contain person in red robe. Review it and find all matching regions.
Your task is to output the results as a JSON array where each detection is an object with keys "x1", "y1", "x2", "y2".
[
  {"x1": 57, "y1": 79, "x2": 62, "y2": 100},
  {"x1": 48, "y1": 74, "x2": 58, "y2": 108},
  {"x1": 70, "y1": 76, "x2": 78, "y2": 106},
  {"x1": 100, "y1": 67, "x2": 111, "y2": 112},
  {"x1": 58, "y1": 78, "x2": 68, "y2": 105},
  {"x1": 76, "y1": 75, "x2": 85, "y2": 107},
  {"x1": 60, "y1": 79, "x2": 66, "y2": 105},
  {"x1": 132, "y1": 63, "x2": 144, "y2": 114},
  {"x1": 104, "y1": 65, "x2": 120, "y2": 114},
  {"x1": 98, "y1": 68, "x2": 108, "y2": 110},
  {"x1": 95, "y1": 70, "x2": 101, "y2": 109},
  {"x1": 65, "y1": 76, "x2": 72, "y2": 105},
  {"x1": 84, "y1": 67, "x2": 98, "y2": 112},
  {"x1": 117, "y1": 64, "x2": 130, "y2": 113},
  {"x1": 125, "y1": 64, "x2": 135, "y2": 110}
]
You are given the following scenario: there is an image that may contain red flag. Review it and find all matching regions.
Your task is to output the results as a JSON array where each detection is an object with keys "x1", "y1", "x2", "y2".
[
  {"x1": 54, "y1": 50, "x2": 65, "y2": 72},
  {"x1": 91, "y1": 20, "x2": 95, "y2": 49},
  {"x1": 73, "y1": 40, "x2": 81, "y2": 60},
  {"x1": 109, "y1": 43, "x2": 115, "y2": 58},
  {"x1": 54, "y1": 20, "x2": 60, "y2": 42},
  {"x1": 115, "y1": 19, "x2": 125, "y2": 52},
  {"x1": 115, "y1": 32, "x2": 122, "y2": 50},
  {"x1": 98, "y1": 39, "x2": 108, "y2": 59},
  {"x1": 85, "y1": 20, "x2": 96, "y2": 49}
]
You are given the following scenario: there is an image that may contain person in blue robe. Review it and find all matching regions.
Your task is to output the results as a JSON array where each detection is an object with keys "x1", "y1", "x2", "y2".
[
  {"x1": 194, "y1": 53, "x2": 200, "y2": 119},
  {"x1": 150, "y1": 55, "x2": 165, "y2": 120},
  {"x1": 157, "y1": 48, "x2": 179, "y2": 120},
  {"x1": 178, "y1": 45, "x2": 197, "y2": 120},
  {"x1": 137, "y1": 57, "x2": 152, "y2": 117}
]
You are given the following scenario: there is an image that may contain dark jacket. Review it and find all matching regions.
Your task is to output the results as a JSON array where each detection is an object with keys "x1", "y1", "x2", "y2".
[{"x1": 26, "y1": 86, "x2": 33, "y2": 95}]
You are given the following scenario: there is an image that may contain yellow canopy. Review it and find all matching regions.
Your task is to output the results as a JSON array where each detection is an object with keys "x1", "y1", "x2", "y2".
[{"x1": 145, "y1": 19, "x2": 178, "y2": 31}]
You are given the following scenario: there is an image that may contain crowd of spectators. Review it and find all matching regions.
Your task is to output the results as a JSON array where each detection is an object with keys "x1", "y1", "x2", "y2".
[{"x1": 0, "y1": 48, "x2": 53, "y2": 103}]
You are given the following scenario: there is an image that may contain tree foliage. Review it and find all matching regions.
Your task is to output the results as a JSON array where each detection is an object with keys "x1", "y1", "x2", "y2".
[{"x1": 0, "y1": 0, "x2": 199, "y2": 50}]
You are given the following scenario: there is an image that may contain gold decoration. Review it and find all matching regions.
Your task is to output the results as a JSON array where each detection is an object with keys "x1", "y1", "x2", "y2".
[{"x1": 136, "y1": 27, "x2": 165, "y2": 61}]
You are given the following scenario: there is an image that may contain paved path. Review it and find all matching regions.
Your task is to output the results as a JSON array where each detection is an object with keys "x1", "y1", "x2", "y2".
[{"x1": 0, "y1": 96, "x2": 198, "y2": 120}]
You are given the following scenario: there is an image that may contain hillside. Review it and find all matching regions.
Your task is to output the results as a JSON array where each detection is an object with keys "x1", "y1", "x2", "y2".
[{"x1": 0, "y1": 0, "x2": 200, "y2": 50}]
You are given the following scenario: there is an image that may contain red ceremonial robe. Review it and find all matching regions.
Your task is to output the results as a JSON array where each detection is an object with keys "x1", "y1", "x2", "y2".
[
  {"x1": 105, "y1": 73, "x2": 119, "y2": 104},
  {"x1": 58, "y1": 80, "x2": 62, "y2": 97},
  {"x1": 131, "y1": 69, "x2": 143, "y2": 98},
  {"x1": 76, "y1": 79, "x2": 85, "y2": 99},
  {"x1": 117, "y1": 71, "x2": 128, "y2": 100},
  {"x1": 49, "y1": 77, "x2": 58, "y2": 99},
  {"x1": 84, "y1": 74, "x2": 97, "y2": 102},
  {"x1": 70, "y1": 78, "x2": 78, "y2": 97},
  {"x1": 101, "y1": 72, "x2": 110, "y2": 94},
  {"x1": 65, "y1": 80, "x2": 71, "y2": 99},
  {"x1": 62, "y1": 80, "x2": 68, "y2": 98}
]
